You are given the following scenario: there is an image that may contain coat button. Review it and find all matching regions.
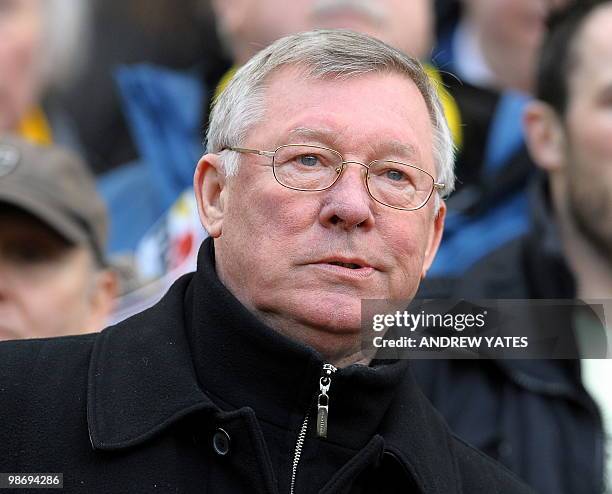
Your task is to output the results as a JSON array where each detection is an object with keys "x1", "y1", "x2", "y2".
[{"x1": 212, "y1": 428, "x2": 231, "y2": 456}]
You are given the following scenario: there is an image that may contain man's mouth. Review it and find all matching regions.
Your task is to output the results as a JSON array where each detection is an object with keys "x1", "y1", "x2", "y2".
[
  {"x1": 313, "y1": 255, "x2": 377, "y2": 274},
  {"x1": 313, "y1": 259, "x2": 377, "y2": 279},
  {"x1": 327, "y1": 261, "x2": 363, "y2": 270}
]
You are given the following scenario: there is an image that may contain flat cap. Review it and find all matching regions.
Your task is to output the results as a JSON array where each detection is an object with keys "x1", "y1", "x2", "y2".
[{"x1": 0, "y1": 135, "x2": 108, "y2": 265}]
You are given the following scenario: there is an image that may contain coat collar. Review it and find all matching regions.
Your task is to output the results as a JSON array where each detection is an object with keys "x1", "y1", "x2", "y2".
[
  {"x1": 87, "y1": 271, "x2": 218, "y2": 451},
  {"x1": 87, "y1": 238, "x2": 462, "y2": 493},
  {"x1": 377, "y1": 367, "x2": 462, "y2": 494}
]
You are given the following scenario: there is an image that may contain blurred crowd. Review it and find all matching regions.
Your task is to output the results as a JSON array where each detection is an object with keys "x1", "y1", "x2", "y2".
[{"x1": 1, "y1": 0, "x2": 611, "y2": 493}]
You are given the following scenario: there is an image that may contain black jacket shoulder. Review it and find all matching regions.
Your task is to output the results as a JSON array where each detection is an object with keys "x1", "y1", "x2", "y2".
[
  {"x1": 452, "y1": 434, "x2": 533, "y2": 493},
  {"x1": 0, "y1": 334, "x2": 97, "y2": 471}
]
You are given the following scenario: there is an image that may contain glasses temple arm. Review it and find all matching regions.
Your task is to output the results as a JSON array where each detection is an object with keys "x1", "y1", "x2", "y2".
[{"x1": 229, "y1": 147, "x2": 275, "y2": 158}]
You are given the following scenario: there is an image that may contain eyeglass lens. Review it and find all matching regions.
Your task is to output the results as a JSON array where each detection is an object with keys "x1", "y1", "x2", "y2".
[{"x1": 272, "y1": 145, "x2": 434, "y2": 210}]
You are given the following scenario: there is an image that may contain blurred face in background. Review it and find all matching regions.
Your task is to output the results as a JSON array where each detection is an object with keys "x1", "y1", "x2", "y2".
[
  {"x1": 462, "y1": 0, "x2": 568, "y2": 93},
  {"x1": 0, "y1": 0, "x2": 44, "y2": 132},
  {"x1": 0, "y1": 207, "x2": 115, "y2": 340},
  {"x1": 212, "y1": 0, "x2": 433, "y2": 64},
  {"x1": 562, "y1": 4, "x2": 612, "y2": 262}
]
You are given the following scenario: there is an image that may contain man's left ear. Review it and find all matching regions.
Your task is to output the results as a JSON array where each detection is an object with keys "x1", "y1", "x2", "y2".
[
  {"x1": 524, "y1": 101, "x2": 566, "y2": 173},
  {"x1": 421, "y1": 201, "x2": 446, "y2": 279},
  {"x1": 194, "y1": 153, "x2": 227, "y2": 238},
  {"x1": 86, "y1": 268, "x2": 119, "y2": 333}
]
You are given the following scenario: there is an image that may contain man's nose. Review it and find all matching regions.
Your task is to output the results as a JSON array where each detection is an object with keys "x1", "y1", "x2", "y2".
[{"x1": 318, "y1": 162, "x2": 375, "y2": 230}]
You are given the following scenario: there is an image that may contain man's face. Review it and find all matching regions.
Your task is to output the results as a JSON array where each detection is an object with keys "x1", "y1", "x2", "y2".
[
  {"x1": 0, "y1": 208, "x2": 98, "y2": 340},
  {"x1": 214, "y1": 0, "x2": 433, "y2": 63},
  {"x1": 0, "y1": 0, "x2": 43, "y2": 132},
  {"x1": 200, "y1": 68, "x2": 444, "y2": 363},
  {"x1": 563, "y1": 4, "x2": 612, "y2": 261},
  {"x1": 463, "y1": 0, "x2": 567, "y2": 92}
]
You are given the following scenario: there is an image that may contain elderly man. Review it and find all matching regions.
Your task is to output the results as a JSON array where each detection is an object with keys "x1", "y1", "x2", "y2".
[
  {"x1": 0, "y1": 136, "x2": 117, "y2": 341},
  {"x1": 0, "y1": 31, "x2": 531, "y2": 493}
]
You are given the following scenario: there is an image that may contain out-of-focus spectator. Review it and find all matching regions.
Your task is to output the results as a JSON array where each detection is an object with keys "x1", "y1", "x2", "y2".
[
  {"x1": 451, "y1": 0, "x2": 566, "y2": 93},
  {"x1": 210, "y1": 0, "x2": 460, "y2": 140},
  {"x1": 0, "y1": 135, "x2": 117, "y2": 341},
  {"x1": 212, "y1": 0, "x2": 434, "y2": 63},
  {"x1": 429, "y1": 0, "x2": 569, "y2": 276},
  {"x1": 415, "y1": 3, "x2": 612, "y2": 493},
  {"x1": 58, "y1": 0, "x2": 229, "y2": 174},
  {"x1": 0, "y1": 0, "x2": 90, "y2": 149}
]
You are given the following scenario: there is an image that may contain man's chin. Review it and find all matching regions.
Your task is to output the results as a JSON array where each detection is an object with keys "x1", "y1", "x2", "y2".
[
  {"x1": 301, "y1": 297, "x2": 364, "y2": 332},
  {"x1": 294, "y1": 325, "x2": 365, "y2": 366}
]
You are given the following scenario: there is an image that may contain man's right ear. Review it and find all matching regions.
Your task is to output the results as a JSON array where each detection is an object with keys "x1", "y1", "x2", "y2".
[
  {"x1": 194, "y1": 153, "x2": 227, "y2": 238},
  {"x1": 523, "y1": 101, "x2": 566, "y2": 173}
]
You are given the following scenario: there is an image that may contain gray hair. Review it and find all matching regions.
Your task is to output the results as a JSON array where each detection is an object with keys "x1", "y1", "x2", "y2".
[{"x1": 206, "y1": 29, "x2": 455, "y2": 204}]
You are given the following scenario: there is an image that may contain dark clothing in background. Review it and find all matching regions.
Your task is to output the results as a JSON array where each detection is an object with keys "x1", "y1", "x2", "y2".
[
  {"x1": 0, "y1": 238, "x2": 533, "y2": 493},
  {"x1": 58, "y1": 0, "x2": 229, "y2": 174},
  {"x1": 434, "y1": 0, "x2": 461, "y2": 41},
  {"x1": 413, "y1": 176, "x2": 605, "y2": 494},
  {"x1": 97, "y1": 63, "x2": 218, "y2": 253},
  {"x1": 439, "y1": 73, "x2": 534, "y2": 204},
  {"x1": 429, "y1": 71, "x2": 536, "y2": 276},
  {"x1": 419, "y1": 176, "x2": 572, "y2": 300}
]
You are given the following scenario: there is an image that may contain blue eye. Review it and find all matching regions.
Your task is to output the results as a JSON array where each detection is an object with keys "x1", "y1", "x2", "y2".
[
  {"x1": 385, "y1": 169, "x2": 405, "y2": 181},
  {"x1": 299, "y1": 155, "x2": 319, "y2": 167}
]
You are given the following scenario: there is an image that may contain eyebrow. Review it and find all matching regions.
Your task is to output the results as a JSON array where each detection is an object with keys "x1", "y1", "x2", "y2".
[
  {"x1": 286, "y1": 127, "x2": 343, "y2": 148},
  {"x1": 286, "y1": 127, "x2": 421, "y2": 162}
]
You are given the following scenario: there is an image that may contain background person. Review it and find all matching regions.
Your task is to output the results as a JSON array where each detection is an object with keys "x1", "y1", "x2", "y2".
[
  {"x1": 0, "y1": 0, "x2": 90, "y2": 148},
  {"x1": 0, "y1": 135, "x2": 117, "y2": 341},
  {"x1": 415, "y1": 2, "x2": 612, "y2": 492},
  {"x1": 57, "y1": 0, "x2": 228, "y2": 175},
  {"x1": 211, "y1": 0, "x2": 434, "y2": 63},
  {"x1": 428, "y1": 0, "x2": 569, "y2": 276}
]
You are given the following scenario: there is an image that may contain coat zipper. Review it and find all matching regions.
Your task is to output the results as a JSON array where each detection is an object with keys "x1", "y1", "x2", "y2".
[
  {"x1": 290, "y1": 363, "x2": 337, "y2": 494},
  {"x1": 289, "y1": 414, "x2": 310, "y2": 494}
]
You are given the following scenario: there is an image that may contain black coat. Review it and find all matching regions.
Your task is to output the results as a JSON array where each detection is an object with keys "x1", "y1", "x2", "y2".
[
  {"x1": 0, "y1": 239, "x2": 533, "y2": 493},
  {"x1": 414, "y1": 177, "x2": 605, "y2": 494}
]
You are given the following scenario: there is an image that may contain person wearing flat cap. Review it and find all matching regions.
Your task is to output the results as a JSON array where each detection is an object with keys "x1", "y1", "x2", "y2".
[{"x1": 0, "y1": 135, "x2": 117, "y2": 341}]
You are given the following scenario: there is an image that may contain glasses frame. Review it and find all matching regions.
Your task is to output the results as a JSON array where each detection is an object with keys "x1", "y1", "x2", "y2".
[{"x1": 225, "y1": 144, "x2": 445, "y2": 211}]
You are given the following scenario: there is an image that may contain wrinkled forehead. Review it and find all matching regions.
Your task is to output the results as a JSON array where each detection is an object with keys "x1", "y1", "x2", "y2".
[
  {"x1": 251, "y1": 65, "x2": 435, "y2": 168},
  {"x1": 260, "y1": 62, "x2": 429, "y2": 115},
  {"x1": 258, "y1": 62, "x2": 433, "y2": 119}
]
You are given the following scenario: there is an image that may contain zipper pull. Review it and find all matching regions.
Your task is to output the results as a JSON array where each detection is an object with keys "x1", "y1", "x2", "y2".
[{"x1": 316, "y1": 363, "x2": 337, "y2": 438}]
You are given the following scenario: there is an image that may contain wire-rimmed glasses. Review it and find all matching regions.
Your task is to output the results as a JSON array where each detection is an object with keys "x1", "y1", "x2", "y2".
[{"x1": 225, "y1": 144, "x2": 445, "y2": 211}]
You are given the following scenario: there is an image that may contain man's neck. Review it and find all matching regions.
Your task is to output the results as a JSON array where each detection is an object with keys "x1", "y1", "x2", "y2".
[{"x1": 560, "y1": 218, "x2": 612, "y2": 299}]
